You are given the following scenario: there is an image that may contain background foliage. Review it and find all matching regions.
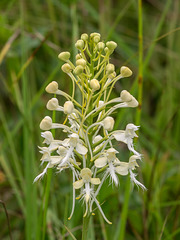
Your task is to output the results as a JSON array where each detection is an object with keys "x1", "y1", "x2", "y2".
[{"x1": 0, "y1": 0, "x2": 180, "y2": 239}]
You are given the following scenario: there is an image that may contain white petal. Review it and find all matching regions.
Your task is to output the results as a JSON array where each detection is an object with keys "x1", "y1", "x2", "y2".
[
  {"x1": 73, "y1": 179, "x2": 84, "y2": 189},
  {"x1": 61, "y1": 138, "x2": 70, "y2": 147},
  {"x1": 76, "y1": 143, "x2": 88, "y2": 155},
  {"x1": 115, "y1": 164, "x2": 129, "y2": 176},
  {"x1": 113, "y1": 132, "x2": 127, "y2": 143},
  {"x1": 57, "y1": 146, "x2": 67, "y2": 156},
  {"x1": 91, "y1": 178, "x2": 101, "y2": 185},
  {"x1": 95, "y1": 157, "x2": 107, "y2": 168},
  {"x1": 50, "y1": 156, "x2": 62, "y2": 165}
]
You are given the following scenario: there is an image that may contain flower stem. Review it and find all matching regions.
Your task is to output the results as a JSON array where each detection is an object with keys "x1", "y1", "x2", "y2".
[
  {"x1": 82, "y1": 214, "x2": 91, "y2": 240},
  {"x1": 136, "y1": 0, "x2": 143, "y2": 126}
]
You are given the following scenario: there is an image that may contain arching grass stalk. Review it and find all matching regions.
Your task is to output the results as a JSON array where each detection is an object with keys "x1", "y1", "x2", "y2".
[{"x1": 34, "y1": 32, "x2": 146, "y2": 239}]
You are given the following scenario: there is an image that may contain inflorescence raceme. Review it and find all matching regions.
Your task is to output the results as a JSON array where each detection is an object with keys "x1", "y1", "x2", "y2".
[{"x1": 34, "y1": 32, "x2": 146, "y2": 224}]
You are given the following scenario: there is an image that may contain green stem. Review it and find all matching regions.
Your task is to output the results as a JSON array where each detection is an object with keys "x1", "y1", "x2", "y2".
[
  {"x1": 114, "y1": 177, "x2": 131, "y2": 240},
  {"x1": 136, "y1": 0, "x2": 143, "y2": 126},
  {"x1": 82, "y1": 214, "x2": 91, "y2": 240},
  {"x1": 38, "y1": 109, "x2": 56, "y2": 240}
]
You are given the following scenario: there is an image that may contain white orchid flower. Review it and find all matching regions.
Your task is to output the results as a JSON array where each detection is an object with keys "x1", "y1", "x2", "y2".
[
  {"x1": 95, "y1": 148, "x2": 120, "y2": 186},
  {"x1": 115, "y1": 155, "x2": 147, "y2": 190},
  {"x1": 113, "y1": 123, "x2": 141, "y2": 156}
]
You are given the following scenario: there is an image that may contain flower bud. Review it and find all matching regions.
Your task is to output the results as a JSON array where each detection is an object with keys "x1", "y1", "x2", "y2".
[
  {"x1": 90, "y1": 79, "x2": 100, "y2": 91},
  {"x1": 106, "y1": 64, "x2": 115, "y2": 74},
  {"x1": 45, "y1": 81, "x2": 58, "y2": 93},
  {"x1": 103, "y1": 117, "x2": 114, "y2": 131},
  {"x1": 75, "y1": 39, "x2": 84, "y2": 50},
  {"x1": 93, "y1": 135, "x2": 103, "y2": 143},
  {"x1": 73, "y1": 65, "x2": 84, "y2": 75},
  {"x1": 80, "y1": 168, "x2": 92, "y2": 182},
  {"x1": 76, "y1": 54, "x2": 82, "y2": 60},
  {"x1": 104, "y1": 47, "x2": 109, "y2": 53},
  {"x1": 103, "y1": 116, "x2": 114, "y2": 131},
  {"x1": 40, "y1": 116, "x2": 52, "y2": 130},
  {"x1": 120, "y1": 66, "x2": 132, "y2": 77},
  {"x1": 120, "y1": 90, "x2": 132, "y2": 102},
  {"x1": 76, "y1": 59, "x2": 86, "y2": 67},
  {"x1": 61, "y1": 63, "x2": 72, "y2": 73},
  {"x1": 46, "y1": 98, "x2": 59, "y2": 110},
  {"x1": 97, "y1": 42, "x2": 105, "y2": 51},
  {"x1": 94, "y1": 35, "x2": 100, "y2": 43},
  {"x1": 58, "y1": 52, "x2": 70, "y2": 61},
  {"x1": 106, "y1": 41, "x2": 117, "y2": 50},
  {"x1": 81, "y1": 33, "x2": 88, "y2": 41},
  {"x1": 127, "y1": 96, "x2": 139, "y2": 107},
  {"x1": 90, "y1": 32, "x2": 101, "y2": 38},
  {"x1": 63, "y1": 101, "x2": 74, "y2": 114}
]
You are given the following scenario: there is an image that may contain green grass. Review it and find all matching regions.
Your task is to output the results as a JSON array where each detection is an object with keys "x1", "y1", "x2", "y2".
[{"x1": 0, "y1": 0, "x2": 180, "y2": 239}]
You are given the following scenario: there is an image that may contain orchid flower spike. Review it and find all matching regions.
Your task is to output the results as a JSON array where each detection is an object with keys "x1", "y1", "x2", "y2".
[{"x1": 34, "y1": 32, "x2": 146, "y2": 225}]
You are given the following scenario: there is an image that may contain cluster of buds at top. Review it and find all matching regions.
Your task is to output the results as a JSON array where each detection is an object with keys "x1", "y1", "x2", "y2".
[{"x1": 35, "y1": 32, "x2": 146, "y2": 224}]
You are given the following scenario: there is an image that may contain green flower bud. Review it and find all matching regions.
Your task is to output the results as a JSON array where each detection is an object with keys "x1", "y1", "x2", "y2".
[
  {"x1": 81, "y1": 33, "x2": 88, "y2": 41},
  {"x1": 106, "y1": 41, "x2": 117, "y2": 50},
  {"x1": 104, "y1": 47, "x2": 109, "y2": 54},
  {"x1": 90, "y1": 79, "x2": 100, "y2": 91},
  {"x1": 76, "y1": 54, "x2": 82, "y2": 60},
  {"x1": 120, "y1": 66, "x2": 132, "y2": 77},
  {"x1": 58, "y1": 51, "x2": 70, "y2": 61},
  {"x1": 106, "y1": 64, "x2": 115, "y2": 74},
  {"x1": 75, "y1": 40, "x2": 84, "y2": 50},
  {"x1": 76, "y1": 59, "x2": 86, "y2": 68},
  {"x1": 97, "y1": 42, "x2": 105, "y2": 51},
  {"x1": 73, "y1": 65, "x2": 84, "y2": 75},
  {"x1": 90, "y1": 32, "x2": 101, "y2": 38},
  {"x1": 61, "y1": 63, "x2": 72, "y2": 73},
  {"x1": 94, "y1": 35, "x2": 100, "y2": 43}
]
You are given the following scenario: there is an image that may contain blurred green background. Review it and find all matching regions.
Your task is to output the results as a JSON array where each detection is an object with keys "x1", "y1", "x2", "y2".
[{"x1": 0, "y1": 0, "x2": 180, "y2": 239}]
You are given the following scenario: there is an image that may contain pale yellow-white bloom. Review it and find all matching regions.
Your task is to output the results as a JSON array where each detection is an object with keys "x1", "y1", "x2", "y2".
[
  {"x1": 95, "y1": 148, "x2": 118, "y2": 168},
  {"x1": 62, "y1": 133, "x2": 88, "y2": 155},
  {"x1": 73, "y1": 168, "x2": 100, "y2": 190}
]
